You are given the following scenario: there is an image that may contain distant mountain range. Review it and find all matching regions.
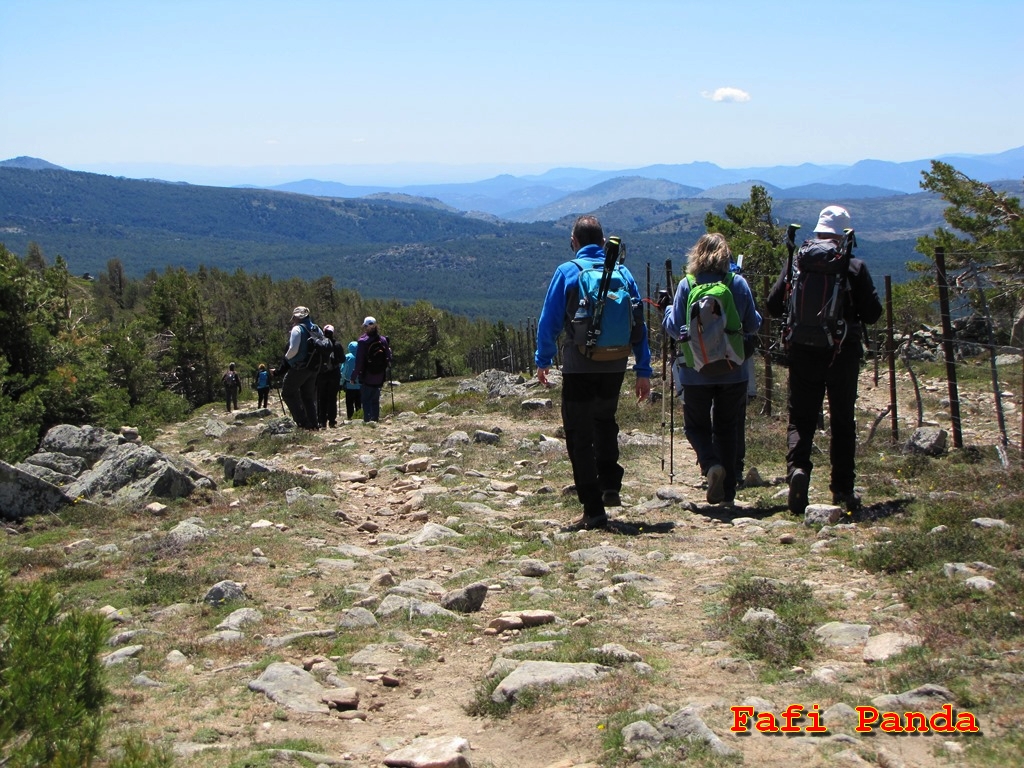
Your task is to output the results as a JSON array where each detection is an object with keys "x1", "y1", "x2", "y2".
[
  {"x1": 4, "y1": 146, "x2": 1023, "y2": 222},
  {"x1": 247, "y1": 145, "x2": 1024, "y2": 220},
  {"x1": 1, "y1": 151, "x2": 1022, "y2": 321}
]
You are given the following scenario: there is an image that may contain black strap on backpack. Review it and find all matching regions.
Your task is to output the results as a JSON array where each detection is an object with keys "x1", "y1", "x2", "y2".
[
  {"x1": 827, "y1": 227, "x2": 857, "y2": 360},
  {"x1": 584, "y1": 236, "x2": 622, "y2": 356}
]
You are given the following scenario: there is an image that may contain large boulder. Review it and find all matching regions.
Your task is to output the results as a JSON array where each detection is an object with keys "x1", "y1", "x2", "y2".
[
  {"x1": 63, "y1": 442, "x2": 199, "y2": 502},
  {"x1": 38, "y1": 424, "x2": 125, "y2": 465},
  {"x1": 0, "y1": 460, "x2": 73, "y2": 520}
]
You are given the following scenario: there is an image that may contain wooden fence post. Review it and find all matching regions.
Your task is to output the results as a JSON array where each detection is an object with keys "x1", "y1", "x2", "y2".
[{"x1": 934, "y1": 247, "x2": 964, "y2": 448}]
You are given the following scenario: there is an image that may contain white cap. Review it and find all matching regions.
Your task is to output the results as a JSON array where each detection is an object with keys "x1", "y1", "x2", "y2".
[
  {"x1": 363, "y1": 316, "x2": 377, "y2": 327},
  {"x1": 814, "y1": 205, "x2": 852, "y2": 235}
]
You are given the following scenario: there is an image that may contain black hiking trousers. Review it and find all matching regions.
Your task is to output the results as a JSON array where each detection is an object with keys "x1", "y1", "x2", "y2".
[
  {"x1": 786, "y1": 341, "x2": 862, "y2": 495},
  {"x1": 561, "y1": 370, "x2": 626, "y2": 519}
]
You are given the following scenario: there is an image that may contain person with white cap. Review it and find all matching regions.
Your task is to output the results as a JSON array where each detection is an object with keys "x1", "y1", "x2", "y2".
[
  {"x1": 766, "y1": 205, "x2": 883, "y2": 514},
  {"x1": 278, "y1": 305, "x2": 320, "y2": 429},
  {"x1": 316, "y1": 324, "x2": 344, "y2": 428},
  {"x1": 353, "y1": 316, "x2": 391, "y2": 422}
]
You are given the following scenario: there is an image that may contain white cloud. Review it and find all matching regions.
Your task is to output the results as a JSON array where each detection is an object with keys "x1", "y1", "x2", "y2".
[
  {"x1": 701, "y1": 87, "x2": 751, "y2": 103},
  {"x1": 265, "y1": 139, "x2": 280, "y2": 145}
]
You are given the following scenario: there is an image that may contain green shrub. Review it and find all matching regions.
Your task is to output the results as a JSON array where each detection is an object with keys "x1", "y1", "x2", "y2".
[{"x1": 0, "y1": 575, "x2": 108, "y2": 765}]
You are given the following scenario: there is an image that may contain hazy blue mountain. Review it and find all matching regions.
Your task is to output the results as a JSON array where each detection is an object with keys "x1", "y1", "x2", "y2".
[
  {"x1": 0, "y1": 156, "x2": 66, "y2": 171},
  {"x1": 506, "y1": 176, "x2": 703, "y2": 222},
  {"x1": 697, "y1": 181, "x2": 784, "y2": 200},
  {"x1": 772, "y1": 183, "x2": 906, "y2": 200},
  {"x1": 252, "y1": 145, "x2": 1024, "y2": 219}
]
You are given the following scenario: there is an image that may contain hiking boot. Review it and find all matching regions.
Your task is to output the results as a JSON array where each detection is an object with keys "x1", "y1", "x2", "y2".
[
  {"x1": 705, "y1": 464, "x2": 726, "y2": 504},
  {"x1": 560, "y1": 515, "x2": 609, "y2": 532},
  {"x1": 832, "y1": 490, "x2": 862, "y2": 514},
  {"x1": 788, "y1": 469, "x2": 809, "y2": 515},
  {"x1": 601, "y1": 490, "x2": 622, "y2": 508}
]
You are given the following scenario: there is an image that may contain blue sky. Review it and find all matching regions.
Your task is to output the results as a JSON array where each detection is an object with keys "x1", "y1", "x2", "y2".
[{"x1": 2, "y1": 0, "x2": 1022, "y2": 186}]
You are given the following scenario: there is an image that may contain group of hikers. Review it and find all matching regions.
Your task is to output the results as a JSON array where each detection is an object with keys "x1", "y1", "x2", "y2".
[
  {"x1": 221, "y1": 312, "x2": 392, "y2": 429},
  {"x1": 220, "y1": 205, "x2": 882, "y2": 532},
  {"x1": 536, "y1": 208, "x2": 882, "y2": 531}
]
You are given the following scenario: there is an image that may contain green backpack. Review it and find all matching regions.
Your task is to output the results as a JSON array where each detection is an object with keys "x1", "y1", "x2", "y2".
[{"x1": 680, "y1": 272, "x2": 745, "y2": 376}]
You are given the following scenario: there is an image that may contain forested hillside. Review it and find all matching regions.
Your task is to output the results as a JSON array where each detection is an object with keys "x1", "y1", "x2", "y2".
[{"x1": 0, "y1": 166, "x2": 957, "y2": 321}]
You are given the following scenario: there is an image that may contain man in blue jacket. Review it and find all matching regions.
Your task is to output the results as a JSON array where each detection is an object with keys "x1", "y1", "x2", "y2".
[{"x1": 535, "y1": 215, "x2": 652, "y2": 531}]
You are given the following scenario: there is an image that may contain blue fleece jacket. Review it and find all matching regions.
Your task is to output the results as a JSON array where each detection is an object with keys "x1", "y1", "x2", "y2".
[{"x1": 535, "y1": 244, "x2": 653, "y2": 378}]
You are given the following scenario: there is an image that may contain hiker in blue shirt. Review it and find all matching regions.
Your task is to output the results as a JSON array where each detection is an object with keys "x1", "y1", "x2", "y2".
[
  {"x1": 340, "y1": 340, "x2": 361, "y2": 420},
  {"x1": 535, "y1": 214, "x2": 652, "y2": 532},
  {"x1": 663, "y1": 233, "x2": 761, "y2": 507},
  {"x1": 255, "y1": 363, "x2": 271, "y2": 409}
]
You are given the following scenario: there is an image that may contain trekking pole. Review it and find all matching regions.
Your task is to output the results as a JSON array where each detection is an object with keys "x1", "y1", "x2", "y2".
[
  {"x1": 665, "y1": 259, "x2": 676, "y2": 483},
  {"x1": 586, "y1": 236, "x2": 621, "y2": 354},
  {"x1": 388, "y1": 366, "x2": 396, "y2": 415},
  {"x1": 659, "y1": 276, "x2": 667, "y2": 474}
]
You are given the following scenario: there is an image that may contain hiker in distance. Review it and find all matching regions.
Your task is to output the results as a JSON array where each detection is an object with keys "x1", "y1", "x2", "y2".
[
  {"x1": 255, "y1": 363, "x2": 271, "y2": 409},
  {"x1": 340, "y1": 340, "x2": 362, "y2": 420},
  {"x1": 277, "y1": 306, "x2": 321, "y2": 430},
  {"x1": 662, "y1": 232, "x2": 761, "y2": 506},
  {"x1": 221, "y1": 362, "x2": 241, "y2": 413},
  {"x1": 354, "y1": 316, "x2": 392, "y2": 423},
  {"x1": 535, "y1": 214, "x2": 652, "y2": 532},
  {"x1": 766, "y1": 205, "x2": 883, "y2": 514},
  {"x1": 316, "y1": 324, "x2": 345, "y2": 428}
]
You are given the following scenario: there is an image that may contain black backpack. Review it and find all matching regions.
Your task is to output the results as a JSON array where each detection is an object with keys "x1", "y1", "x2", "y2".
[
  {"x1": 785, "y1": 237, "x2": 853, "y2": 350},
  {"x1": 365, "y1": 336, "x2": 390, "y2": 375},
  {"x1": 296, "y1": 323, "x2": 336, "y2": 373}
]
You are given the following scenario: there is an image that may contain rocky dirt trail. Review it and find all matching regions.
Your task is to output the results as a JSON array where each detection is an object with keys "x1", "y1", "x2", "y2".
[{"x1": 15, "y1": 367, "x2": 1011, "y2": 768}]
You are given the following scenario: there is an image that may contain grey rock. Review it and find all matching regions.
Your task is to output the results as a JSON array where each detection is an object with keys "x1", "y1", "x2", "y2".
[
  {"x1": 216, "y1": 608, "x2": 262, "y2": 631},
  {"x1": 521, "y1": 399, "x2": 553, "y2": 410},
  {"x1": 804, "y1": 504, "x2": 843, "y2": 526},
  {"x1": 382, "y1": 736, "x2": 472, "y2": 768},
  {"x1": 0, "y1": 459, "x2": 73, "y2": 520},
  {"x1": 39, "y1": 424, "x2": 124, "y2": 465},
  {"x1": 409, "y1": 523, "x2": 462, "y2": 546},
  {"x1": 814, "y1": 622, "x2": 871, "y2": 647},
  {"x1": 248, "y1": 662, "x2": 329, "y2": 713},
  {"x1": 64, "y1": 442, "x2": 197, "y2": 502},
  {"x1": 590, "y1": 643, "x2": 642, "y2": 663},
  {"x1": 13, "y1": 461, "x2": 78, "y2": 487},
  {"x1": 473, "y1": 430, "x2": 500, "y2": 445},
  {"x1": 23, "y1": 451, "x2": 87, "y2": 477},
  {"x1": 863, "y1": 632, "x2": 923, "y2": 663},
  {"x1": 441, "y1": 430, "x2": 471, "y2": 449},
  {"x1": 440, "y1": 581, "x2": 489, "y2": 613},
  {"x1": 871, "y1": 683, "x2": 955, "y2": 712},
  {"x1": 233, "y1": 457, "x2": 272, "y2": 486},
  {"x1": 338, "y1": 607, "x2": 379, "y2": 629},
  {"x1": 167, "y1": 519, "x2": 209, "y2": 546},
  {"x1": 972, "y1": 517, "x2": 1011, "y2": 530},
  {"x1": 518, "y1": 558, "x2": 552, "y2": 577},
  {"x1": 204, "y1": 419, "x2": 231, "y2": 438},
  {"x1": 622, "y1": 720, "x2": 664, "y2": 747},
  {"x1": 658, "y1": 705, "x2": 739, "y2": 757},
  {"x1": 102, "y1": 644, "x2": 144, "y2": 666},
  {"x1": 491, "y1": 660, "x2": 612, "y2": 703},
  {"x1": 203, "y1": 580, "x2": 246, "y2": 605},
  {"x1": 903, "y1": 426, "x2": 948, "y2": 456}
]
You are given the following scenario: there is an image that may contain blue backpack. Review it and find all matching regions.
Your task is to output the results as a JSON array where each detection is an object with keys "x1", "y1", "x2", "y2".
[{"x1": 569, "y1": 259, "x2": 642, "y2": 361}]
